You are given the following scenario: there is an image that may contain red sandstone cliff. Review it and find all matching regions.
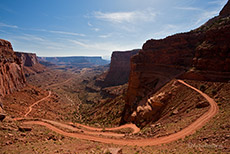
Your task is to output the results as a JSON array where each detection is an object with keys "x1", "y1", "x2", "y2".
[
  {"x1": 96, "y1": 49, "x2": 140, "y2": 87},
  {"x1": 15, "y1": 52, "x2": 39, "y2": 67},
  {"x1": 0, "y1": 39, "x2": 26, "y2": 97},
  {"x1": 15, "y1": 52, "x2": 45, "y2": 77},
  {"x1": 121, "y1": 1, "x2": 230, "y2": 125},
  {"x1": 220, "y1": 0, "x2": 230, "y2": 17}
]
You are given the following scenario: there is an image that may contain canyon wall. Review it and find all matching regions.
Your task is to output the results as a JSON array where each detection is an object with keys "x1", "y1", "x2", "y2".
[
  {"x1": 121, "y1": 1, "x2": 230, "y2": 125},
  {"x1": 0, "y1": 39, "x2": 26, "y2": 97},
  {"x1": 15, "y1": 52, "x2": 45, "y2": 76},
  {"x1": 15, "y1": 52, "x2": 39, "y2": 67},
  {"x1": 96, "y1": 49, "x2": 140, "y2": 87}
]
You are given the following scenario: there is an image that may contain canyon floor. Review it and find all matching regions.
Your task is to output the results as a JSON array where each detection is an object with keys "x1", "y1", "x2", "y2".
[{"x1": 0, "y1": 66, "x2": 229, "y2": 154}]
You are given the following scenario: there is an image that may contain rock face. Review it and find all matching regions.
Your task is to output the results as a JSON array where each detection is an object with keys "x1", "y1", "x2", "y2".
[
  {"x1": 96, "y1": 49, "x2": 140, "y2": 87},
  {"x1": 121, "y1": 1, "x2": 230, "y2": 125},
  {"x1": 0, "y1": 102, "x2": 6, "y2": 121},
  {"x1": 220, "y1": 0, "x2": 230, "y2": 17},
  {"x1": 15, "y1": 52, "x2": 45, "y2": 76},
  {"x1": 15, "y1": 52, "x2": 38, "y2": 67},
  {"x1": 0, "y1": 39, "x2": 26, "y2": 97}
]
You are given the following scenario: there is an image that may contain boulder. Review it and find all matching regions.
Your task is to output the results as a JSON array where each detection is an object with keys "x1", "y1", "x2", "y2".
[
  {"x1": 0, "y1": 104, "x2": 6, "y2": 121},
  {"x1": 0, "y1": 114, "x2": 6, "y2": 121},
  {"x1": 196, "y1": 101, "x2": 210, "y2": 108},
  {"x1": 18, "y1": 126, "x2": 32, "y2": 132},
  {"x1": 171, "y1": 108, "x2": 179, "y2": 115},
  {"x1": 104, "y1": 148, "x2": 122, "y2": 154}
]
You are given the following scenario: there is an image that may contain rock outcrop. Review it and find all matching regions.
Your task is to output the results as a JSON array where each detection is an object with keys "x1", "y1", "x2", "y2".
[
  {"x1": 220, "y1": 0, "x2": 230, "y2": 17},
  {"x1": 96, "y1": 49, "x2": 140, "y2": 87},
  {"x1": 121, "y1": 1, "x2": 230, "y2": 125},
  {"x1": 15, "y1": 52, "x2": 38, "y2": 67},
  {"x1": 0, "y1": 101, "x2": 6, "y2": 121},
  {"x1": 0, "y1": 39, "x2": 26, "y2": 97},
  {"x1": 15, "y1": 52, "x2": 45, "y2": 77}
]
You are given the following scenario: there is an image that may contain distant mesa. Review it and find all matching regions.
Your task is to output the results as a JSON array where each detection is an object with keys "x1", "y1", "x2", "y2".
[{"x1": 38, "y1": 56, "x2": 109, "y2": 68}]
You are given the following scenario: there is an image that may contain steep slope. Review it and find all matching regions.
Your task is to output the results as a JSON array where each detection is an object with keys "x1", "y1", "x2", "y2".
[
  {"x1": 220, "y1": 0, "x2": 230, "y2": 17},
  {"x1": 96, "y1": 49, "x2": 140, "y2": 87},
  {"x1": 122, "y1": 1, "x2": 230, "y2": 125},
  {"x1": 15, "y1": 52, "x2": 46, "y2": 77},
  {"x1": 0, "y1": 39, "x2": 26, "y2": 97}
]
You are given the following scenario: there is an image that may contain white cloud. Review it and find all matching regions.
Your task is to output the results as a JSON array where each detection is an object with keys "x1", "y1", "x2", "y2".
[
  {"x1": 0, "y1": 22, "x2": 18, "y2": 28},
  {"x1": 208, "y1": 0, "x2": 228, "y2": 6},
  {"x1": 88, "y1": 22, "x2": 93, "y2": 27},
  {"x1": 0, "y1": 5, "x2": 15, "y2": 14},
  {"x1": 94, "y1": 11, "x2": 136, "y2": 23},
  {"x1": 92, "y1": 28, "x2": 100, "y2": 32},
  {"x1": 0, "y1": 29, "x2": 7, "y2": 33},
  {"x1": 93, "y1": 9, "x2": 156, "y2": 24},
  {"x1": 69, "y1": 40, "x2": 88, "y2": 48},
  {"x1": 152, "y1": 24, "x2": 181, "y2": 39},
  {"x1": 87, "y1": 22, "x2": 100, "y2": 32},
  {"x1": 69, "y1": 39, "x2": 137, "y2": 52},
  {"x1": 99, "y1": 33, "x2": 112, "y2": 38},
  {"x1": 175, "y1": 7, "x2": 202, "y2": 11},
  {"x1": 49, "y1": 30, "x2": 85, "y2": 37},
  {"x1": 194, "y1": 10, "x2": 219, "y2": 26},
  {"x1": 29, "y1": 28, "x2": 85, "y2": 37},
  {"x1": 15, "y1": 34, "x2": 45, "y2": 42}
]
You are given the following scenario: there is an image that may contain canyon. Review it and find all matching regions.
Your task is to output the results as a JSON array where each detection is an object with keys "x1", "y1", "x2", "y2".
[
  {"x1": 0, "y1": 1, "x2": 230, "y2": 153},
  {"x1": 122, "y1": 1, "x2": 230, "y2": 125}
]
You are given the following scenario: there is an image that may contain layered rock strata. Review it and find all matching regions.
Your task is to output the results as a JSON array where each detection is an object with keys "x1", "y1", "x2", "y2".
[
  {"x1": 96, "y1": 49, "x2": 140, "y2": 87},
  {"x1": 15, "y1": 52, "x2": 45, "y2": 76},
  {"x1": 0, "y1": 39, "x2": 26, "y2": 97},
  {"x1": 121, "y1": 1, "x2": 230, "y2": 125}
]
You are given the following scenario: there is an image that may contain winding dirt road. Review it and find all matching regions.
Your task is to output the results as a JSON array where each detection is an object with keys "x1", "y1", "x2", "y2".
[
  {"x1": 40, "y1": 119, "x2": 125, "y2": 137},
  {"x1": 24, "y1": 91, "x2": 51, "y2": 117},
  {"x1": 18, "y1": 80, "x2": 219, "y2": 146},
  {"x1": 47, "y1": 77, "x2": 72, "y2": 89},
  {"x1": 73, "y1": 122, "x2": 140, "y2": 134}
]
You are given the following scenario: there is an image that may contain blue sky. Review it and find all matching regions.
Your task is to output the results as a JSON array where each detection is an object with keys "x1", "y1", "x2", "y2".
[{"x1": 0, "y1": 0, "x2": 228, "y2": 59}]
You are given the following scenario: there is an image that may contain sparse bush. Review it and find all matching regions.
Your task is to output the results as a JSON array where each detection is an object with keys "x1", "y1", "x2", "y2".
[
  {"x1": 199, "y1": 85, "x2": 206, "y2": 92},
  {"x1": 212, "y1": 89, "x2": 217, "y2": 95}
]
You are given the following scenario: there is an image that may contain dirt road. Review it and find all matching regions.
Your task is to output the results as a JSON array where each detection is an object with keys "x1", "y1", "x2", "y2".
[
  {"x1": 74, "y1": 122, "x2": 140, "y2": 134},
  {"x1": 24, "y1": 91, "x2": 51, "y2": 117},
  {"x1": 47, "y1": 77, "x2": 72, "y2": 88},
  {"x1": 19, "y1": 80, "x2": 219, "y2": 146}
]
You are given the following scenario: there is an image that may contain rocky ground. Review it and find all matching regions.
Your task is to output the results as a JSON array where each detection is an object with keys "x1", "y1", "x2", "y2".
[{"x1": 1, "y1": 65, "x2": 229, "y2": 153}]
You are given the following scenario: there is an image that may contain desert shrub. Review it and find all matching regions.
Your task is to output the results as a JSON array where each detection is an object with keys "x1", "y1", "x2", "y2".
[
  {"x1": 200, "y1": 85, "x2": 206, "y2": 92},
  {"x1": 212, "y1": 89, "x2": 217, "y2": 95}
]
